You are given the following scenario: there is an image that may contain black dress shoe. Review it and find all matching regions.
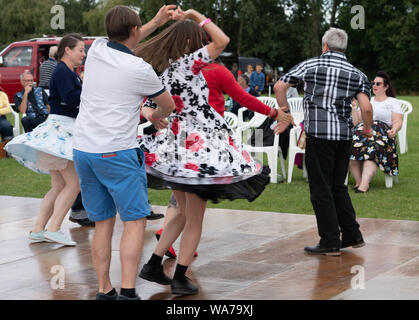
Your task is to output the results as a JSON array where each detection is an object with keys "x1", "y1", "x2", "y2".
[
  {"x1": 69, "y1": 217, "x2": 95, "y2": 227},
  {"x1": 304, "y1": 244, "x2": 341, "y2": 256},
  {"x1": 341, "y1": 238, "x2": 366, "y2": 249},
  {"x1": 146, "y1": 211, "x2": 165, "y2": 220},
  {"x1": 171, "y1": 277, "x2": 199, "y2": 295},
  {"x1": 139, "y1": 263, "x2": 172, "y2": 285}
]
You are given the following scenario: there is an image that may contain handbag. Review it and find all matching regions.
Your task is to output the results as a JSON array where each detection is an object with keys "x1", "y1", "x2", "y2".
[{"x1": 297, "y1": 129, "x2": 306, "y2": 149}]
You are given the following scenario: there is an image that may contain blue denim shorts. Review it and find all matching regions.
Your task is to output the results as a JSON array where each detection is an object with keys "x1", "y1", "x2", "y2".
[{"x1": 73, "y1": 148, "x2": 150, "y2": 222}]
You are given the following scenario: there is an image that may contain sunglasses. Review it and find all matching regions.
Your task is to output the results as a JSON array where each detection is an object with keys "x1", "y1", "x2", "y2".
[{"x1": 372, "y1": 82, "x2": 383, "y2": 86}]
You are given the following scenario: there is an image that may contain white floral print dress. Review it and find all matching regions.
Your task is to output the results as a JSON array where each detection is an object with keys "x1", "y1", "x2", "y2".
[{"x1": 137, "y1": 46, "x2": 270, "y2": 202}]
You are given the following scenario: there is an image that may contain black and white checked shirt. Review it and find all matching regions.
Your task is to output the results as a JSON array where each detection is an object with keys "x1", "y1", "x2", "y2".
[{"x1": 281, "y1": 51, "x2": 371, "y2": 141}]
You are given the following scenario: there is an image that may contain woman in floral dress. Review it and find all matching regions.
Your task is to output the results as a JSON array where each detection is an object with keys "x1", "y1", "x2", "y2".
[
  {"x1": 135, "y1": 7, "x2": 293, "y2": 295},
  {"x1": 349, "y1": 71, "x2": 403, "y2": 192},
  {"x1": 6, "y1": 34, "x2": 86, "y2": 246}
]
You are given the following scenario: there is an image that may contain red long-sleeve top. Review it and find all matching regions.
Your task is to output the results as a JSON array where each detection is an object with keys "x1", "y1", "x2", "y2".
[{"x1": 202, "y1": 63, "x2": 272, "y2": 117}]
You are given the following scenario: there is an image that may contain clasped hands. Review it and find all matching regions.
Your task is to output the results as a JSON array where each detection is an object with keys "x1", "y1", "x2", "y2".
[
  {"x1": 152, "y1": 5, "x2": 195, "y2": 27},
  {"x1": 273, "y1": 107, "x2": 295, "y2": 134}
]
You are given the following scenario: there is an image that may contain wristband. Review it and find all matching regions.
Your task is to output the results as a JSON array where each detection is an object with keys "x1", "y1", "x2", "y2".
[
  {"x1": 364, "y1": 128, "x2": 372, "y2": 134},
  {"x1": 269, "y1": 108, "x2": 278, "y2": 119},
  {"x1": 150, "y1": 116, "x2": 159, "y2": 122},
  {"x1": 199, "y1": 18, "x2": 211, "y2": 28}
]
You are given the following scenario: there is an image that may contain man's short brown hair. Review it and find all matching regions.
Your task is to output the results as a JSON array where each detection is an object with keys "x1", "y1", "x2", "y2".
[{"x1": 105, "y1": 6, "x2": 142, "y2": 42}]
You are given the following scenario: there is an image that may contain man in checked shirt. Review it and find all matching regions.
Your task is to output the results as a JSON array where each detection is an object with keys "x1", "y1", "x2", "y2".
[{"x1": 273, "y1": 28, "x2": 373, "y2": 256}]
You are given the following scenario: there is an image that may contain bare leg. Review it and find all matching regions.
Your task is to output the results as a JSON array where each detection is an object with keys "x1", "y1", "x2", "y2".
[
  {"x1": 177, "y1": 192, "x2": 207, "y2": 267},
  {"x1": 358, "y1": 160, "x2": 378, "y2": 192},
  {"x1": 47, "y1": 162, "x2": 80, "y2": 232},
  {"x1": 92, "y1": 217, "x2": 115, "y2": 293},
  {"x1": 154, "y1": 191, "x2": 186, "y2": 257},
  {"x1": 163, "y1": 194, "x2": 180, "y2": 229},
  {"x1": 349, "y1": 160, "x2": 363, "y2": 188},
  {"x1": 32, "y1": 171, "x2": 65, "y2": 233},
  {"x1": 120, "y1": 218, "x2": 147, "y2": 289}
]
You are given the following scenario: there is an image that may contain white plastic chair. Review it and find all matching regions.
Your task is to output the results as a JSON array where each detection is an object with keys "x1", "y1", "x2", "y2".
[
  {"x1": 237, "y1": 96, "x2": 278, "y2": 127},
  {"x1": 397, "y1": 99, "x2": 412, "y2": 154},
  {"x1": 224, "y1": 111, "x2": 239, "y2": 129},
  {"x1": 236, "y1": 112, "x2": 286, "y2": 184},
  {"x1": 9, "y1": 104, "x2": 21, "y2": 137},
  {"x1": 374, "y1": 99, "x2": 411, "y2": 187},
  {"x1": 286, "y1": 98, "x2": 307, "y2": 183}
]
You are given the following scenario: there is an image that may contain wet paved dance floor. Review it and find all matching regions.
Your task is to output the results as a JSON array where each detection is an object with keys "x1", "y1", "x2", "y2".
[{"x1": 1, "y1": 195, "x2": 419, "y2": 300}]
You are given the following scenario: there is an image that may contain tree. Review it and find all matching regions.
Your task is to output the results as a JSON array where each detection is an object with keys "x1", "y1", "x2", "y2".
[
  {"x1": 0, "y1": 0, "x2": 55, "y2": 48},
  {"x1": 336, "y1": 0, "x2": 419, "y2": 93}
]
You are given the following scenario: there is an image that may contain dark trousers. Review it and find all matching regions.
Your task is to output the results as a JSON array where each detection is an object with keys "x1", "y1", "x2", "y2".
[
  {"x1": 305, "y1": 135, "x2": 362, "y2": 248},
  {"x1": 21, "y1": 115, "x2": 47, "y2": 133},
  {"x1": 0, "y1": 116, "x2": 14, "y2": 140},
  {"x1": 71, "y1": 193, "x2": 84, "y2": 211}
]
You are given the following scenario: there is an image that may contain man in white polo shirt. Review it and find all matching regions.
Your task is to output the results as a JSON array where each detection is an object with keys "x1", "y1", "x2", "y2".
[{"x1": 73, "y1": 5, "x2": 176, "y2": 300}]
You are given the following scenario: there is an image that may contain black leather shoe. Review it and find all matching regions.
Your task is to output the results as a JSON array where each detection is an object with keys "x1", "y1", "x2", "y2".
[
  {"x1": 139, "y1": 263, "x2": 172, "y2": 285},
  {"x1": 341, "y1": 238, "x2": 366, "y2": 249},
  {"x1": 171, "y1": 277, "x2": 199, "y2": 295},
  {"x1": 304, "y1": 244, "x2": 341, "y2": 256},
  {"x1": 146, "y1": 211, "x2": 165, "y2": 220},
  {"x1": 69, "y1": 216, "x2": 95, "y2": 227}
]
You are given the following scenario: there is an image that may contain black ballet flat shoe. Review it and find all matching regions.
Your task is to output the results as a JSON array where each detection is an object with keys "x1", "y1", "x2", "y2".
[
  {"x1": 355, "y1": 188, "x2": 368, "y2": 193},
  {"x1": 352, "y1": 186, "x2": 359, "y2": 191}
]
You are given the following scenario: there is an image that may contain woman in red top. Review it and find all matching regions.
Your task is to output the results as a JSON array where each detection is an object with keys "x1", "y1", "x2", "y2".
[
  {"x1": 202, "y1": 62, "x2": 272, "y2": 117},
  {"x1": 154, "y1": 61, "x2": 288, "y2": 260}
]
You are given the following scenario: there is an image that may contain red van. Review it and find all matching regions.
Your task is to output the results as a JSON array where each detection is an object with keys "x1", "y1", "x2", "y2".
[{"x1": 0, "y1": 36, "x2": 102, "y2": 103}]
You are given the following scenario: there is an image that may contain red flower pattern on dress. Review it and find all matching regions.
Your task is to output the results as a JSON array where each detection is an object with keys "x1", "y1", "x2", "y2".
[
  {"x1": 171, "y1": 118, "x2": 179, "y2": 135},
  {"x1": 242, "y1": 150, "x2": 251, "y2": 163},
  {"x1": 172, "y1": 95, "x2": 184, "y2": 113},
  {"x1": 214, "y1": 176, "x2": 234, "y2": 184},
  {"x1": 229, "y1": 136, "x2": 239, "y2": 152},
  {"x1": 144, "y1": 152, "x2": 158, "y2": 166},
  {"x1": 185, "y1": 163, "x2": 200, "y2": 172},
  {"x1": 185, "y1": 133, "x2": 205, "y2": 152},
  {"x1": 192, "y1": 59, "x2": 209, "y2": 75}
]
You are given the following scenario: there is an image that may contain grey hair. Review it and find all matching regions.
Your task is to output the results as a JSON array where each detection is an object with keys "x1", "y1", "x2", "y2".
[
  {"x1": 322, "y1": 28, "x2": 348, "y2": 52},
  {"x1": 20, "y1": 70, "x2": 33, "y2": 81},
  {"x1": 49, "y1": 46, "x2": 58, "y2": 58}
]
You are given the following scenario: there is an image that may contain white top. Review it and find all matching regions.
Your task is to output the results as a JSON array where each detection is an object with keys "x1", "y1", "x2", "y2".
[
  {"x1": 371, "y1": 97, "x2": 402, "y2": 127},
  {"x1": 74, "y1": 38, "x2": 164, "y2": 153}
]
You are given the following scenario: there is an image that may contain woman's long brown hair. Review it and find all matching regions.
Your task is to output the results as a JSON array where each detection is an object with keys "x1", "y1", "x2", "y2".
[{"x1": 134, "y1": 20, "x2": 204, "y2": 73}]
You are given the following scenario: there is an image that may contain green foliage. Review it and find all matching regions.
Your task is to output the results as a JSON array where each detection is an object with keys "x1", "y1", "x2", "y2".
[
  {"x1": 336, "y1": 0, "x2": 419, "y2": 94},
  {"x1": 0, "y1": 0, "x2": 55, "y2": 48},
  {"x1": 0, "y1": 0, "x2": 417, "y2": 92}
]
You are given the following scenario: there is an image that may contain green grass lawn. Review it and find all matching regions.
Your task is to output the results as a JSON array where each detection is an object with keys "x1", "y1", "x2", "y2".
[{"x1": 1, "y1": 96, "x2": 418, "y2": 221}]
